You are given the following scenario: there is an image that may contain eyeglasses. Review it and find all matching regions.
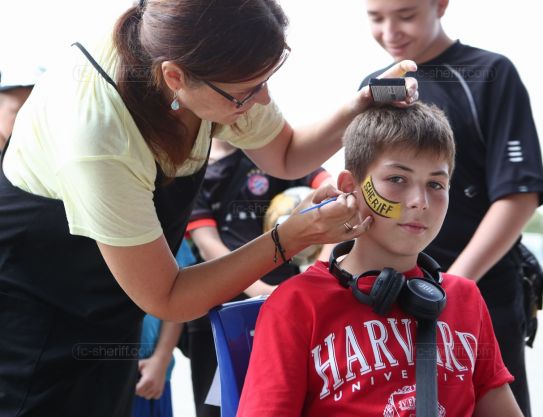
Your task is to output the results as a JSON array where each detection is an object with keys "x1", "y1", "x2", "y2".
[{"x1": 203, "y1": 46, "x2": 291, "y2": 108}]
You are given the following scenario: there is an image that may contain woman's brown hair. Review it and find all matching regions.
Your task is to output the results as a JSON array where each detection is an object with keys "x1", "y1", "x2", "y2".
[{"x1": 113, "y1": 0, "x2": 288, "y2": 175}]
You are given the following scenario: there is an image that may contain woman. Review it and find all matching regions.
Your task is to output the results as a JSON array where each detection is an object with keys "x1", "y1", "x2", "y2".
[{"x1": 0, "y1": 0, "x2": 417, "y2": 415}]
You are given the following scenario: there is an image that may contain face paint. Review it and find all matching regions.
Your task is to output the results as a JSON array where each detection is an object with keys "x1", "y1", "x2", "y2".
[{"x1": 361, "y1": 175, "x2": 401, "y2": 219}]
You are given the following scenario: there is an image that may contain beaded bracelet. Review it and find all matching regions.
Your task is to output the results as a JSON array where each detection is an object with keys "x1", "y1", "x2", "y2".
[{"x1": 271, "y1": 223, "x2": 290, "y2": 264}]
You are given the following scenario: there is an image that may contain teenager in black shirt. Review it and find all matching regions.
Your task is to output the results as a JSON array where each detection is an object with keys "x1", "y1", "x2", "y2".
[{"x1": 360, "y1": 1, "x2": 543, "y2": 415}]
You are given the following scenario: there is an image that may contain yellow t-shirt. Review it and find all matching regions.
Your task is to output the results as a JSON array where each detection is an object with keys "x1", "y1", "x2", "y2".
[{"x1": 3, "y1": 35, "x2": 285, "y2": 247}]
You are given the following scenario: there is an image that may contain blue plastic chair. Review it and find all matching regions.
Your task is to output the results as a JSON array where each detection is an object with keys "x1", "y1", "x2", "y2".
[{"x1": 208, "y1": 296, "x2": 267, "y2": 417}]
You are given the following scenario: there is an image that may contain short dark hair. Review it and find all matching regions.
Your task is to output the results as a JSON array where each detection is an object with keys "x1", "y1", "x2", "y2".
[{"x1": 344, "y1": 102, "x2": 455, "y2": 182}]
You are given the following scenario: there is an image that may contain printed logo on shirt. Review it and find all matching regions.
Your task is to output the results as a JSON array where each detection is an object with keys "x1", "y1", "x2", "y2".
[
  {"x1": 247, "y1": 170, "x2": 269, "y2": 196},
  {"x1": 383, "y1": 385, "x2": 446, "y2": 417},
  {"x1": 507, "y1": 140, "x2": 524, "y2": 163},
  {"x1": 311, "y1": 318, "x2": 477, "y2": 403}
]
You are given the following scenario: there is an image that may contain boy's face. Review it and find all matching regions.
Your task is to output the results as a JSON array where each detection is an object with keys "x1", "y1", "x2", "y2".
[
  {"x1": 366, "y1": 0, "x2": 447, "y2": 63},
  {"x1": 357, "y1": 146, "x2": 450, "y2": 257}
]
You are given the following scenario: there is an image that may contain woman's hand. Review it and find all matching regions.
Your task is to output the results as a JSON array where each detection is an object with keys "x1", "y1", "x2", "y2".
[
  {"x1": 355, "y1": 60, "x2": 419, "y2": 112},
  {"x1": 280, "y1": 184, "x2": 373, "y2": 254}
]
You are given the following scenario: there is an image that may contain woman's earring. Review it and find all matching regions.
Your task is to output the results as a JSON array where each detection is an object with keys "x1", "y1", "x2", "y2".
[{"x1": 171, "y1": 91, "x2": 181, "y2": 111}]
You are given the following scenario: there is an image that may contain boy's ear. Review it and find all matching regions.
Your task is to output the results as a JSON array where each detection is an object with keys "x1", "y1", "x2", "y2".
[
  {"x1": 338, "y1": 170, "x2": 373, "y2": 220},
  {"x1": 436, "y1": 0, "x2": 449, "y2": 18},
  {"x1": 337, "y1": 170, "x2": 359, "y2": 193}
]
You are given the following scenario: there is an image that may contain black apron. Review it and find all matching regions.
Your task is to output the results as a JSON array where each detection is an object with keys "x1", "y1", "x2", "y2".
[{"x1": 0, "y1": 44, "x2": 209, "y2": 417}]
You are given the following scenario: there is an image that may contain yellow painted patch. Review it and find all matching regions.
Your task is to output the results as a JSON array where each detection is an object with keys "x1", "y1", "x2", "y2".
[{"x1": 361, "y1": 176, "x2": 401, "y2": 219}]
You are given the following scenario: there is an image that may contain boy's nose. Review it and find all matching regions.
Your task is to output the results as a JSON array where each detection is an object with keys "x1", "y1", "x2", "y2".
[
  {"x1": 408, "y1": 187, "x2": 429, "y2": 210},
  {"x1": 382, "y1": 20, "x2": 401, "y2": 43}
]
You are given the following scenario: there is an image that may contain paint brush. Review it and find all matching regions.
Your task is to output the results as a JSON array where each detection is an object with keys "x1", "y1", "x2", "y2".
[{"x1": 298, "y1": 197, "x2": 338, "y2": 214}]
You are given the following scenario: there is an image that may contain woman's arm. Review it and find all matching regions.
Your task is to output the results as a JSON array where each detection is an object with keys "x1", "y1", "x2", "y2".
[
  {"x1": 98, "y1": 189, "x2": 372, "y2": 321},
  {"x1": 245, "y1": 60, "x2": 418, "y2": 178},
  {"x1": 473, "y1": 384, "x2": 523, "y2": 417},
  {"x1": 191, "y1": 226, "x2": 276, "y2": 297}
]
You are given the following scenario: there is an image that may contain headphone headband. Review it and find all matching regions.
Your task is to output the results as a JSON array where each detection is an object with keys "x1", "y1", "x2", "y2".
[
  {"x1": 417, "y1": 252, "x2": 443, "y2": 284},
  {"x1": 328, "y1": 240, "x2": 443, "y2": 287},
  {"x1": 328, "y1": 240, "x2": 355, "y2": 288}
]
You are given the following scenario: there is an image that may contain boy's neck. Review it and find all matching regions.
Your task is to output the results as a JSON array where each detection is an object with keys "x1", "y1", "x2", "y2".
[
  {"x1": 410, "y1": 31, "x2": 455, "y2": 65},
  {"x1": 337, "y1": 238, "x2": 419, "y2": 276}
]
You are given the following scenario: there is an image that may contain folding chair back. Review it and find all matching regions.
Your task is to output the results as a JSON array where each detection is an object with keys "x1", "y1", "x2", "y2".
[{"x1": 208, "y1": 296, "x2": 266, "y2": 417}]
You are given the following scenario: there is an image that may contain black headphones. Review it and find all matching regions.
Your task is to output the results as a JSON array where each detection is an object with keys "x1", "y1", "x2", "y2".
[{"x1": 329, "y1": 240, "x2": 446, "y2": 320}]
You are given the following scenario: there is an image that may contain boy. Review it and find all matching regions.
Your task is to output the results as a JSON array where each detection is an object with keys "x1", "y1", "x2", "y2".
[
  {"x1": 360, "y1": 2, "x2": 543, "y2": 415},
  {"x1": 236, "y1": 103, "x2": 522, "y2": 417}
]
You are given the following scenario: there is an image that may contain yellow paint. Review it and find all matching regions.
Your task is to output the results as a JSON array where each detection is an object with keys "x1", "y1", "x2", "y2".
[{"x1": 361, "y1": 176, "x2": 401, "y2": 219}]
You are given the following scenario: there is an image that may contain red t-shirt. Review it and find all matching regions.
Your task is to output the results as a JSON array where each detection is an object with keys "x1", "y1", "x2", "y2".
[{"x1": 237, "y1": 261, "x2": 513, "y2": 417}]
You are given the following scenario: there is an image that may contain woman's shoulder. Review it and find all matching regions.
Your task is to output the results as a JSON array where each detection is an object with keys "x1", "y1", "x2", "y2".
[{"x1": 45, "y1": 36, "x2": 153, "y2": 163}]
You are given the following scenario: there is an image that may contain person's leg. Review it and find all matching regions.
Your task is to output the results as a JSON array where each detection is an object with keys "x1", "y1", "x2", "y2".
[
  {"x1": 132, "y1": 394, "x2": 152, "y2": 417},
  {"x1": 158, "y1": 381, "x2": 174, "y2": 417},
  {"x1": 479, "y1": 265, "x2": 531, "y2": 417},
  {"x1": 492, "y1": 319, "x2": 531, "y2": 417},
  {"x1": 188, "y1": 327, "x2": 221, "y2": 417}
]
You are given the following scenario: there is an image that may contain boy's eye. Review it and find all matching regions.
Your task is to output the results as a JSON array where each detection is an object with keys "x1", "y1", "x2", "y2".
[
  {"x1": 388, "y1": 176, "x2": 405, "y2": 184},
  {"x1": 370, "y1": 16, "x2": 384, "y2": 24},
  {"x1": 429, "y1": 181, "x2": 446, "y2": 190},
  {"x1": 399, "y1": 14, "x2": 415, "y2": 21}
]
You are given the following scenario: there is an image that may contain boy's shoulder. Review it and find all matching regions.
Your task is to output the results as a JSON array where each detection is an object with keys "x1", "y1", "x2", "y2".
[
  {"x1": 441, "y1": 272, "x2": 478, "y2": 289},
  {"x1": 455, "y1": 42, "x2": 510, "y2": 61},
  {"x1": 360, "y1": 42, "x2": 517, "y2": 88},
  {"x1": 440, "y1": 272, "x2": 484, "y2": 304},
  {"x1": 275, "y1": 261, "x2": 335, "y2": 291},
  {"x1": 268, "y1": 262, "x2": 484, "y2": 308},
  {"x1": 266, "y1": 261, "x2": 342, "y2": 306},
  {"x1": 274, "y1": 263, "x2": 481, "y2": 293},
  {"x1": 450, "y1": 42, "x2": 517, "y2": 74}
]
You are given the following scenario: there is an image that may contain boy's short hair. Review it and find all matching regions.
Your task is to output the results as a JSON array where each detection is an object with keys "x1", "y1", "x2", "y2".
[{"x1": 344, "y1": 102, "x2": 455, "y2": 181}]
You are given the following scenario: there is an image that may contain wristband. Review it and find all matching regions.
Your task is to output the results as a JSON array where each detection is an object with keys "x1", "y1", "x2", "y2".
[{"x1": 271, "y1": 223, "x2": 290, "y2": 264}]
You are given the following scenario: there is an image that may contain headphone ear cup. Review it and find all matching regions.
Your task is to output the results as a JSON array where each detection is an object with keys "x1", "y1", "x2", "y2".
[
  {"x1": 398, "y1": 278, "x2": 447, "y2": 320},
  {"x1": 370, "y1": 268, "x2": 405, "y2": 316}
]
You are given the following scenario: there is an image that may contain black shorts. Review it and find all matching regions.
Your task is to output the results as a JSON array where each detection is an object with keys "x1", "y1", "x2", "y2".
[{"x1": 186, "y1": 317, "x2": 220, "y2": 417}]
